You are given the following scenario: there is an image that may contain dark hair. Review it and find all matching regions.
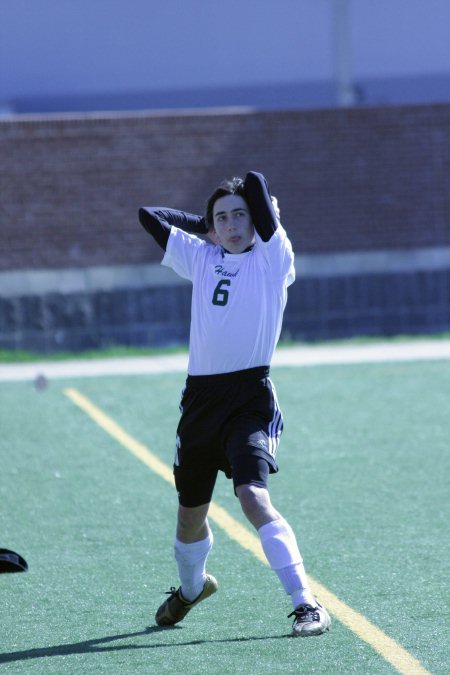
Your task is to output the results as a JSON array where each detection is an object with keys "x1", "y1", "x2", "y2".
[{"x1": 205, "y1": 176, "x2": 246, "y2": 227}]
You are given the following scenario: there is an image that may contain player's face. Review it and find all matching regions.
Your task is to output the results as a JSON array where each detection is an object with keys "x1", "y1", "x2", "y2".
[{"x1": 212, "y1": 194, "x2": 255, "y2": 253}]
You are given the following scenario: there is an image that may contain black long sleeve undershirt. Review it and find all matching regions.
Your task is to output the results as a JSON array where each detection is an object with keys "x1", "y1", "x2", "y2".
[
  {"x1": 138, "y1": 171, "x2": 279, "y2": 251},
  {"x1": 243, "y1": 171, "x2": 279, "y2": 242},
  {"x1": 138, "y1": 207, "x2": 208, "y2": 251}
]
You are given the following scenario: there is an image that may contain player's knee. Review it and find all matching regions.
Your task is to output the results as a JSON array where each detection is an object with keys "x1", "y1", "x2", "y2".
[
  {"x1": 236, "y1": 483, "x2": 260, "y2": 510},
  {"x1": 176, "y1": 504, "x2": 209, "y2": 541},
  {"x1": 236, "y1": 484, "x2": 275, "y2": 528}
]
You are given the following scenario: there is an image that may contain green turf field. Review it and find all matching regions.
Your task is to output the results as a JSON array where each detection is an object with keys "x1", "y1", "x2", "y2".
[{"x1": 1, "y1": 359, "x2": 449, "y2": 674}]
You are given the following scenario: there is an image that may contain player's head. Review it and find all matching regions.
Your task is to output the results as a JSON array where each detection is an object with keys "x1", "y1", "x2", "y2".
[
  {"x1": 206, "y1": 177, "x2": 255, "y2": 253},
  {"x1": 205, "y1": 177, "x2": 246, "y2": 227}
]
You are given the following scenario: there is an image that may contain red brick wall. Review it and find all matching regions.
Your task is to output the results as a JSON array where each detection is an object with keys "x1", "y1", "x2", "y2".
[{"x1": 1, "y1": 104, "x2": 449, "y2": 272}]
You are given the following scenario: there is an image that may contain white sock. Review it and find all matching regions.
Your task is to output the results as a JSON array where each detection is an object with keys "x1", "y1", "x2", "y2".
[
  {"x1": 174, "y1": 533, "x2": 213, "y2": 602},
  {"x1": 258, "y1": 518, "x2": 315, "y2": 608}
]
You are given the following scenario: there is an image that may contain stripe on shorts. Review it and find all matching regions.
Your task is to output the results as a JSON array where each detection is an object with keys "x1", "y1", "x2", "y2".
[{"x1": 267, "y1": 378, "x2": 283, "y2": 458}]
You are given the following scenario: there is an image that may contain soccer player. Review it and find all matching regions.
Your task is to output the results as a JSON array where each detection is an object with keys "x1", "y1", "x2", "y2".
[{"x1": 138, "y1": 171, "x2": 330, "y2": 637}]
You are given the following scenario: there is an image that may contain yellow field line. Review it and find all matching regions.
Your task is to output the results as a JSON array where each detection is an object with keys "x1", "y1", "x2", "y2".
[{"x1": 64, "y1": 387, "x2": 431, "y2": 675}]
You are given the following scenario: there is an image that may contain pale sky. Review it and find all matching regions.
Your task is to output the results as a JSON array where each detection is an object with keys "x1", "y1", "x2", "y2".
[{"x1": 1, "y1": 0, "x2": 449, "y2": 99}]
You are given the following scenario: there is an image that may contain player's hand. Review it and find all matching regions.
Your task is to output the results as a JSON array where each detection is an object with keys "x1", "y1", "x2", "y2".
[{"x1": 271, "y1": 196, "x2": 281, "y2": 221}]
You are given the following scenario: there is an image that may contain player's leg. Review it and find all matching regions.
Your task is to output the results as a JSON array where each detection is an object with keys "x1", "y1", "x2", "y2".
[
  {"x1": 234, "y1": 457, "x2": 330, "y2": 637},
  {"x1": 227, "y1": 372, "x2": 330, "y2": 635},
  {"x1": 234, "y1": 460, "x2": 316, "y2": 607},
  {"x1": 176, "y1": 502, "x2": 211, "y2": 542},
  {"x1": 175, "y1": 502, "x2": 214, "y2": 601},
  {"x1": 235, "y1": 474, "x2": 281, "y2": 529},
  {"x1": 155, "y1": 467, "x2": 218, "y2": 626}
]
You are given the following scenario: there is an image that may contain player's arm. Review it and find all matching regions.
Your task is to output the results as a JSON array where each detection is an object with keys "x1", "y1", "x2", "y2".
[
  {"x1": 243, "y1": 171, "x2": 279, "y2": 242},
  {"x1": 138, "y1": 207, "x2": 208, "y2": 251}
]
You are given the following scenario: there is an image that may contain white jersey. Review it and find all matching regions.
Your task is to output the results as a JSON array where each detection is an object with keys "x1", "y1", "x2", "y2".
[{"x1": 162, "y1": 224, "x2": 295, "y2": 375}]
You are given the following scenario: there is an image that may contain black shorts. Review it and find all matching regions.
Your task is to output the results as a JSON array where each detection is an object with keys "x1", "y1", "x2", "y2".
[{"x1": 173, "y1": 366, "x2": 283, "y2": 507}]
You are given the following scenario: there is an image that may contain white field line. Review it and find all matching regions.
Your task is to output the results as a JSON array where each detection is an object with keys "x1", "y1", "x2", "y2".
[{"x1": 1, "y1": 340, "x2": 449, "y2": 382}]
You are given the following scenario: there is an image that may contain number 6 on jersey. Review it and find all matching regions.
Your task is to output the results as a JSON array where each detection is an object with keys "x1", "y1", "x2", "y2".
[{"x1": 212, "y1": 279, "x2": 231, "y2": 306}]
